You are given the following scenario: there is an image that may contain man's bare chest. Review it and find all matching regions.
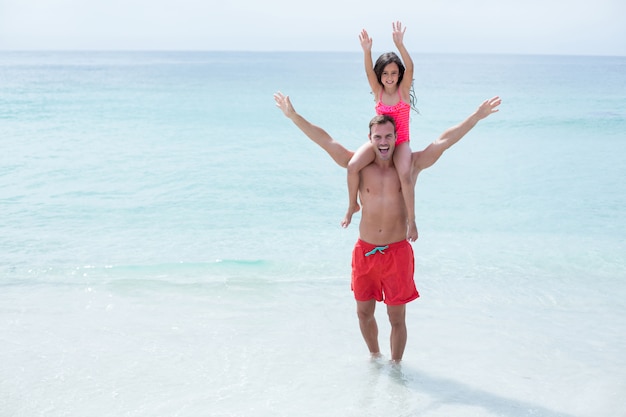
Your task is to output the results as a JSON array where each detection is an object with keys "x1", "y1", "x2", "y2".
[{"x1": 360, "y1": 167, "x2": 402, "y2": 199}]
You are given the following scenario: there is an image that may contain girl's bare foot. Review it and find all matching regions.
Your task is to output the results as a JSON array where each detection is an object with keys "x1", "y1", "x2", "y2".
[
  {"x1": 407, "y1": 220, "x2": 418, "y2": 242},
  {"x1": 341, "y1": 203, "x2": 360, "y2": 228}
]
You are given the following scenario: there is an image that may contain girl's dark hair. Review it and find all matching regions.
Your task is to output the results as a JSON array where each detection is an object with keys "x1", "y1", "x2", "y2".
[
  {"x1": 373, "y1": 52, "x2": 419, "y2": 114},
  {"x1": 374, "y1": 52, "x2": 406, "y2": 86}
]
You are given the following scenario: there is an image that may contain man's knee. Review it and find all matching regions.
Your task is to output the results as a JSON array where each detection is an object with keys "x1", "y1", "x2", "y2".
[
  {"x1": 356, "y1": 301, "x2": 376, "y2": 321},
  {"x1": 387, "y1": 305, "x2": 406, "y2": 326},
  {"x1": 388, "y1": 316, "x2": 406, "y2": 328},
  {"x1": 357, "y1": 311, "x2": 373, "y2": 323}
]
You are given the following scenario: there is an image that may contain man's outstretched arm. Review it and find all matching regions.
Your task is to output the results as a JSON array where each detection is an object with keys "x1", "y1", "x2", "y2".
[
  {"x1": 414, "y1": 96, "x2": 502, "y2": 172},
  {"x1": 274, "y1": 92, "x2": 354, "y2": 168}
]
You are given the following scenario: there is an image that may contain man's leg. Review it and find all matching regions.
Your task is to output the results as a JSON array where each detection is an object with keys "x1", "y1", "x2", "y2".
[
  {"x1": 356, "y1": 300, "x2": 380, "y2": 358},
  {"x1": 387, "y1": 304, "x2": 407, "y2": 362}
]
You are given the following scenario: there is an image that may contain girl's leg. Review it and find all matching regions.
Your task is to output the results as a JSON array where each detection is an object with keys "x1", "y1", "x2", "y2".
[
  {"x1": 343, "y1": 142, "x2": 375, "y2": 228},
  {"x1": 394, "y1": 142, "x2": 418, "y2": 241}
]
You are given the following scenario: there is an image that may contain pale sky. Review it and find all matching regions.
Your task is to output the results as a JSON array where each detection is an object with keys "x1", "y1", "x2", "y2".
[{"x1": 1, "y1": 0, "x2": 625, "y2": 55}]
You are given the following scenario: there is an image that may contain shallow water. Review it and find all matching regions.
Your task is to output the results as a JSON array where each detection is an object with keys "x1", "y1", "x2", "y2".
[{"x1": 1, "y1": 51, "x2": 625, "y2": 416}]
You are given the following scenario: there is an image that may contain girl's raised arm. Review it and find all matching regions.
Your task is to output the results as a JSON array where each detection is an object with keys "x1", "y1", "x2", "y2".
[
  {"x1": 392, "y1": 21, "x2": 414, "y2": 101},
  {"x1": 359, "y1": 29, "x2": 379, "y2": 99}
]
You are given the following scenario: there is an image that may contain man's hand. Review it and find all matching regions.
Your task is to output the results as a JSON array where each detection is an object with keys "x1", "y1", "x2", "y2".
[
  {"x1": 274, "y1": 91, "x2": 295, "y2": 119},
  {"x1": 476, "y1": 96, "x2": 502, "y2": 120}
]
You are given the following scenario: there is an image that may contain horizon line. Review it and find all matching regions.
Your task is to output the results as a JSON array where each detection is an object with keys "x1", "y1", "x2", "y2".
[{"x1": 1, "y1": 49, "x2": 625, "y2": 58}]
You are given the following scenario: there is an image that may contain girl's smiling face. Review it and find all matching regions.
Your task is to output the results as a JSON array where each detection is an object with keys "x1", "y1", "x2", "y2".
[{"x1": 381, "y1": 63, "x2": 400, "y2": 87}]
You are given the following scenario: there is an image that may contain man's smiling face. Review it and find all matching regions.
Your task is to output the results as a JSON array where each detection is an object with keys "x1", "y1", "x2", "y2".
[{"x1": 369, "y1": 121, "x2": 396, "y2": 162}]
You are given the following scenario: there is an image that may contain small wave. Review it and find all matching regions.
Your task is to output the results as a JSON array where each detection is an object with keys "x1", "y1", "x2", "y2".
[
  {"x1": 106, "y1": 259, "x2": 272, "y2": 273},
  {"x1": 1, "y1": 258, "x2": 347, "y2": 289}
]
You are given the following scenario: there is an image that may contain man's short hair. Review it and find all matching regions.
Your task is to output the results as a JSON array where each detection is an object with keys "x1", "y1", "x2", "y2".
[{"x1": 369, "y1": 115, "x2": 396, "y2": 134}]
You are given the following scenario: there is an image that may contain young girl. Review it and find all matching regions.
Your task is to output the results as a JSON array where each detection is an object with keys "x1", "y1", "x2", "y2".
[{"x1": 342, "y1": 21, "x2": 419, "y2": 242}]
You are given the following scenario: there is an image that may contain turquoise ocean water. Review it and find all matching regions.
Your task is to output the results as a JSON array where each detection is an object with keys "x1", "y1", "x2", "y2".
[{"x1": 1, "y1": 51, "x2": 625, "y2": 416}]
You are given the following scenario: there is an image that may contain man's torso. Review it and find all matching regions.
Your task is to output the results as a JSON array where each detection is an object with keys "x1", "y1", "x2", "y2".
[{"x1": 358, "y1": 162, "x2": 408, "y2": 245}]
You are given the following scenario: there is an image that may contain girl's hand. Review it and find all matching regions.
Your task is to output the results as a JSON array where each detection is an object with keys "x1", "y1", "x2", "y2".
[
  {"x1": 392, "y1": 21, "x2": 406, "y2": 46},
  {"x1": 359, "y1": 29, "x2": 373, "y2": 51}
]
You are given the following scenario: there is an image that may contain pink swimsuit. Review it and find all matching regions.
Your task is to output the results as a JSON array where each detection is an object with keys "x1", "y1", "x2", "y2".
[{"x1": 375, "y1": 90, "x2": 410, "y2": 145}]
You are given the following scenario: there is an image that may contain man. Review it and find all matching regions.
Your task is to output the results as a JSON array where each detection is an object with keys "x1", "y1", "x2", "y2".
[{"x1": 274, "y1": 92, "x2": 501, "y2": 362}]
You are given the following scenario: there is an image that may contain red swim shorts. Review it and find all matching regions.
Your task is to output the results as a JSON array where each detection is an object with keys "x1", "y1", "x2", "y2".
[{"x1": 351, "y1": 239, "x2": 419, "y2": 305}]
